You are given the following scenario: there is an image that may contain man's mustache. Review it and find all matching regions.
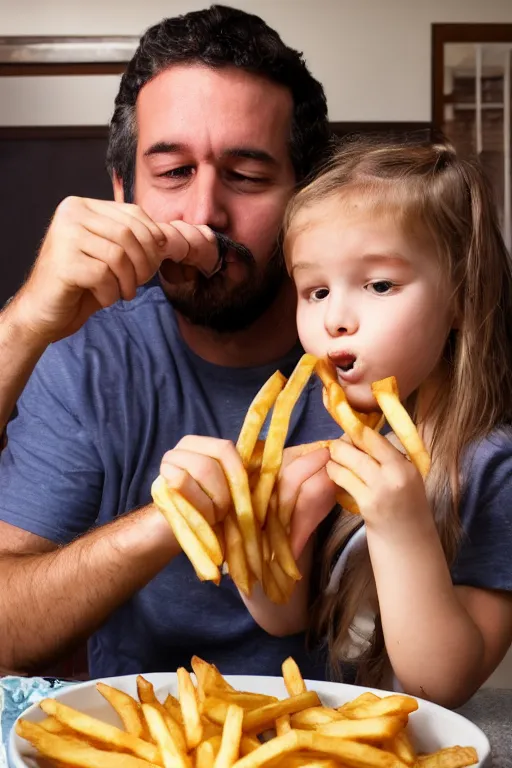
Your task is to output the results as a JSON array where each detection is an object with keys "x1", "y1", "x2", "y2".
[{"x1": 214, "y1": 232, "x2": 255, "y2": 269}]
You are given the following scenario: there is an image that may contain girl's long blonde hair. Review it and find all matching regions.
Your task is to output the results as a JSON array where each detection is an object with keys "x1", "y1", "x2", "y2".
[{"x1": 283, "y1": 138, "x2": 512, "y2": 685}]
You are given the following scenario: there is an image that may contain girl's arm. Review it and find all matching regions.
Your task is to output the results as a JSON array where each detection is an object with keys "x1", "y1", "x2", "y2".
[
  {"x1": 367, "y1": 516, "x2": 512, "y2": 708},
  {"x1": 327, "y1": 428, "x2": 512, "y2": 709}
]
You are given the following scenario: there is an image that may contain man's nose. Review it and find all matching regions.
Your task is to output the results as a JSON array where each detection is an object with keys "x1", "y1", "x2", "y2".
[{"x1": 181, "y1": 167, "x2": 229, "y2": 231}]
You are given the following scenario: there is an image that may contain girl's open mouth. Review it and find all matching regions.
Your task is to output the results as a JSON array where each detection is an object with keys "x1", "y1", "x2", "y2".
[{"x1": 330, "y1": 353, "x2": 357, "y2": 373}]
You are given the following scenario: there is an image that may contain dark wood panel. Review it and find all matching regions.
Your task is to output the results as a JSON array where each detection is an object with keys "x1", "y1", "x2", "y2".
[
  {"x1": 0, "y1": 136, "x2": 112, "y2": 306},
  {"x1": 0, "y1": 62, "x2": 126, "y2": 76}
]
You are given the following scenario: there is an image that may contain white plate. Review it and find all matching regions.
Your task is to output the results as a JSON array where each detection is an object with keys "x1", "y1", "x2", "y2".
[{"x1": 9, "y1": 673, "x2": 491, "y2": 767}]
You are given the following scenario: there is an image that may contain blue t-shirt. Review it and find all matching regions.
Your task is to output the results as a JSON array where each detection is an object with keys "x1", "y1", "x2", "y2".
[{"x1": 0, "y1": 283, "x2": 341, "y2": 679}]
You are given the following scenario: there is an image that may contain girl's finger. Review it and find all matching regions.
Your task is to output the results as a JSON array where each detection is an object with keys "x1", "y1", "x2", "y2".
[
  {"x1": 289, "y1": 466, "x2": 337, "y2": 559},
  {"x1": 277, "y1": 447, "x2": 331, "y2": 528},
  {"x1": 326, "y1": 461, "x2": 369, "y2": 508},
  {"x1": 329, "y1": 438, "x2": 381, "y2": 486},
  {"x1": 356, "y1": 425, "x2": 410, "y2": 466}
]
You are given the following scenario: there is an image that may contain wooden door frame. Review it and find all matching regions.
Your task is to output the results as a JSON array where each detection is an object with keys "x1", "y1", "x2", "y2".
[{"x1": 432, "y1": 23, "x2": 512, "y2": 128}]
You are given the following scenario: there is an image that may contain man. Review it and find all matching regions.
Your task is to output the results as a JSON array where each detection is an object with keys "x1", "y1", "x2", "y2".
[{"x1": 0, "y1": 5, "x2": 339, "y2": 678}]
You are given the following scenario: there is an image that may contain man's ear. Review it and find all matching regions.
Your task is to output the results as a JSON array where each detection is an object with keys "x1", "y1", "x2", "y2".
[{"x1": 112, "y1": 173, "x2": 124, "y2": 203}]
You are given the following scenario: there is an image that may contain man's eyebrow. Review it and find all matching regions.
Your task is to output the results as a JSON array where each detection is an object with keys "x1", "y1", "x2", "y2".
[
  {"x1": 222, "y1": 147, "x2": 278, "y2": 166},
  {"x1": 143, "y1": 142, "x2": 185, "y2": 158}
]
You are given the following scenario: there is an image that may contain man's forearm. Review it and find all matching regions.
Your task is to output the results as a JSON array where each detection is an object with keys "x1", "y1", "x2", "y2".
[
  {"x1": 367, "y1": 521, "x2": 483, "y2": 708},
  {"x1": 0, "y1": 504, "x2": 180, "y2": 671},
  {"x1": 0, "y1": 300, "x2": 48, "y2": 436}
]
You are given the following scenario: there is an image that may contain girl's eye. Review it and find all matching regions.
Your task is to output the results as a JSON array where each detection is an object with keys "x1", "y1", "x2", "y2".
[
  {"x1": 365, "y1": 280, "x2": 395, "y2": 295},
  {"x1": 310, "y1": 287, "x2": 330, "y2": 302}
]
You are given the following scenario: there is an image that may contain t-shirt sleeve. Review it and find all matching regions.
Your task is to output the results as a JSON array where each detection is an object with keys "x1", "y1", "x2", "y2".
[
  {"x1": 0, "y1": 340, "x2": 104, "y2": 544},
  {"x1": 451, "y1": 430, "x2": 512, "y2": 592}
]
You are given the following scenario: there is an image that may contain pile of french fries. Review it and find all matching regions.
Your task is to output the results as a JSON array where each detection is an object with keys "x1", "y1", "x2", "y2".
[
  {"x1": 16, "y1": 655, "x2": 478, "y2": 768},
  {"x1": 151, "y1": 356, "x2": 431, "y2": 603}
]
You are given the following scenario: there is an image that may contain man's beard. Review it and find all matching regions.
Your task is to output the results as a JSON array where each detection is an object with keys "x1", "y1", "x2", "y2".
[{"x1": 162, "y1": 245, "x2": 287, "y2": 334}]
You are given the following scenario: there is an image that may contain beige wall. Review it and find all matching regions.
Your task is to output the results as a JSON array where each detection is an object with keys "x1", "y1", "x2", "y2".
[
  {"x1": 1, "y1": 0, "x2": 511, "y2": 689},
  {"x1": 2, "y1": 0, "x2": 512, "y2": 124}
]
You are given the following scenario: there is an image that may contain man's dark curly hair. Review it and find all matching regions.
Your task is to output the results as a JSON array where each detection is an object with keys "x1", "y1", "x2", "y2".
[{"x1": 106, "y1": 4, "x2": 330, "y2": 201}]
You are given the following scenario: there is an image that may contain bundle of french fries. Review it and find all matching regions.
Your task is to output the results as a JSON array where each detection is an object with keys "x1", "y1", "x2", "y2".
[
  {"x1": 151, "y1": 356, "x2": 430, "y2": 603},
  {"x1": 16, "y1": 655, "x2": 478, "y2": 768}
]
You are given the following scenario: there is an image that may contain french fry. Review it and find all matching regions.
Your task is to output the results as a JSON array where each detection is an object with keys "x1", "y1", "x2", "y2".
[
  {"x1": 315, "y1": 360, "x2": 365, "y2": 445},
  {"x1": 383, "y1": 729, "x2": 416, "y2": 765},
  {"x1": 231, "y1": 730, "x2": 300, "y2": 768},
  {"x1": 224, "y1": 514, "x2": 251, "y2": 597},
  {"x1": 136, "y1": 676, "x2": 187, "y2": 754},
  {"x1": 371, "y1": 377, "x2": 430, "y2": 477},
  {"x1": 240, "y1": 736, "x2": 262, "y2": 756},
  {"x1": 262, "y1": 561, "x2": 286, "y2": 604},
  {"x1": 275, "y1": 715, "x2": 291, "y2": 736},
  {"x1": 247, "y1": 440, "x2": 265, "y2": 476},
  {"x1": 242, "y1": 692, "x2": 321, "y2": 733},
  {"x1": 196, "y1": 740, "x2": 217, "y2": 768},
  {"x1": 318, "y1": 361, "x2": 383, "y2": 432},
  {"x1": 170, "y1": 491, "x2": 223, "y2": 566},
  {"x1": 152, "y1": 477, "x2": 221, "y2": 585},
  {"x1": 267, "y1": 499, "x2": 301, "y2": 581},
  {"x1": 96, "y1": 682, "x2": 148, "y2": 741},
  {"x1": 290, "y1": 708, "x2": 345, "y2": 729},
  {"x1": 208, "y1": 689, "x2": 277, "y2": 710},
  {"x1": 337, "y1": 691, "x2": 380, "y2": 714},
  {"x1": 237, "y1": 371, "x2": 287, "y2": 469},
  {"x1": 318, "y1": 715, "x2": 405, "y2": 742},
  {"x1": 38, "y1": 699, "x2": 161, "y2": 765},
  {"x1": 38, "y1": 717, "x2": 70, "y2": 735},
  {"x1": 164, "y1": 694, "x2": 183, "y2": 724},
  {"x1": 294, "y1": 730, "x2": 409, "y2": 768},
  {"x1": 194, "y1": 444, "x2": 262, "y2": 583},
  {"x1": 416, "y1": 747, "x2": 478, "y2": 768},
  {"x1": 335, "y1": 489, "x2": 360, "y2": 516},
  {"x1": 341, "y1": 694, "x2": 418, "y2": 720},
  {"x1": 252, "y1": 355, "x2": 317, "y2": 524},
  {"x1": 15, "y1": 720, "x2": 161, "y2": 768},
  {"x1": 268, "y1": 558, "x2": 295, "y2": 603},
  {"x1": 191, "y1": 656, "x2": 235, "y2": 696},
  {"x1": 177, "y1": 667, "x2": 203, "y2": 750},
  {"x1": 282, "y1": 657, "x2": 307, "y2": 696},
  {"x1": 213, "y1": 704, "x2": 244, "y2": 768},
  {"x1": 142, "y1": 703, "x2": 191, "y2": 768}
]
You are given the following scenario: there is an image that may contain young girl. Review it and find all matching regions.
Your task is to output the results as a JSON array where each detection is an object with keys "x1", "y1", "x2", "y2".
[{"x1": 280, "y1": 138, "x2": 512, "y2": 708}]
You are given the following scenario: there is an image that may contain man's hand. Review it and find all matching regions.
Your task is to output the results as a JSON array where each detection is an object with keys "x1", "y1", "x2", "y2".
[
  {"x1": 11, "y1": 198, "x2": 219, "y2": 343},
  {"x1": 160, "y1": 437, "x2": 337, "y2": 561}
]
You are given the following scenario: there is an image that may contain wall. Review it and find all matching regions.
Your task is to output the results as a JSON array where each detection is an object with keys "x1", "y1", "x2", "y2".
[
  {"x1": 1, "y1": 0, "x2": 512, "y2": 124},
  {"x1": 1, "y1": 0, "x2": 511, "y2": 690}
]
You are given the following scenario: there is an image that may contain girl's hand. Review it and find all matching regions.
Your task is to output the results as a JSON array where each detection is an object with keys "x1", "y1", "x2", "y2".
[
  {"x1": 279, "y1": 445, "x2": 337, "y2": 558},
  {"x1": 326, "y1": 427, "x2": 432, "y2": 537}
]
